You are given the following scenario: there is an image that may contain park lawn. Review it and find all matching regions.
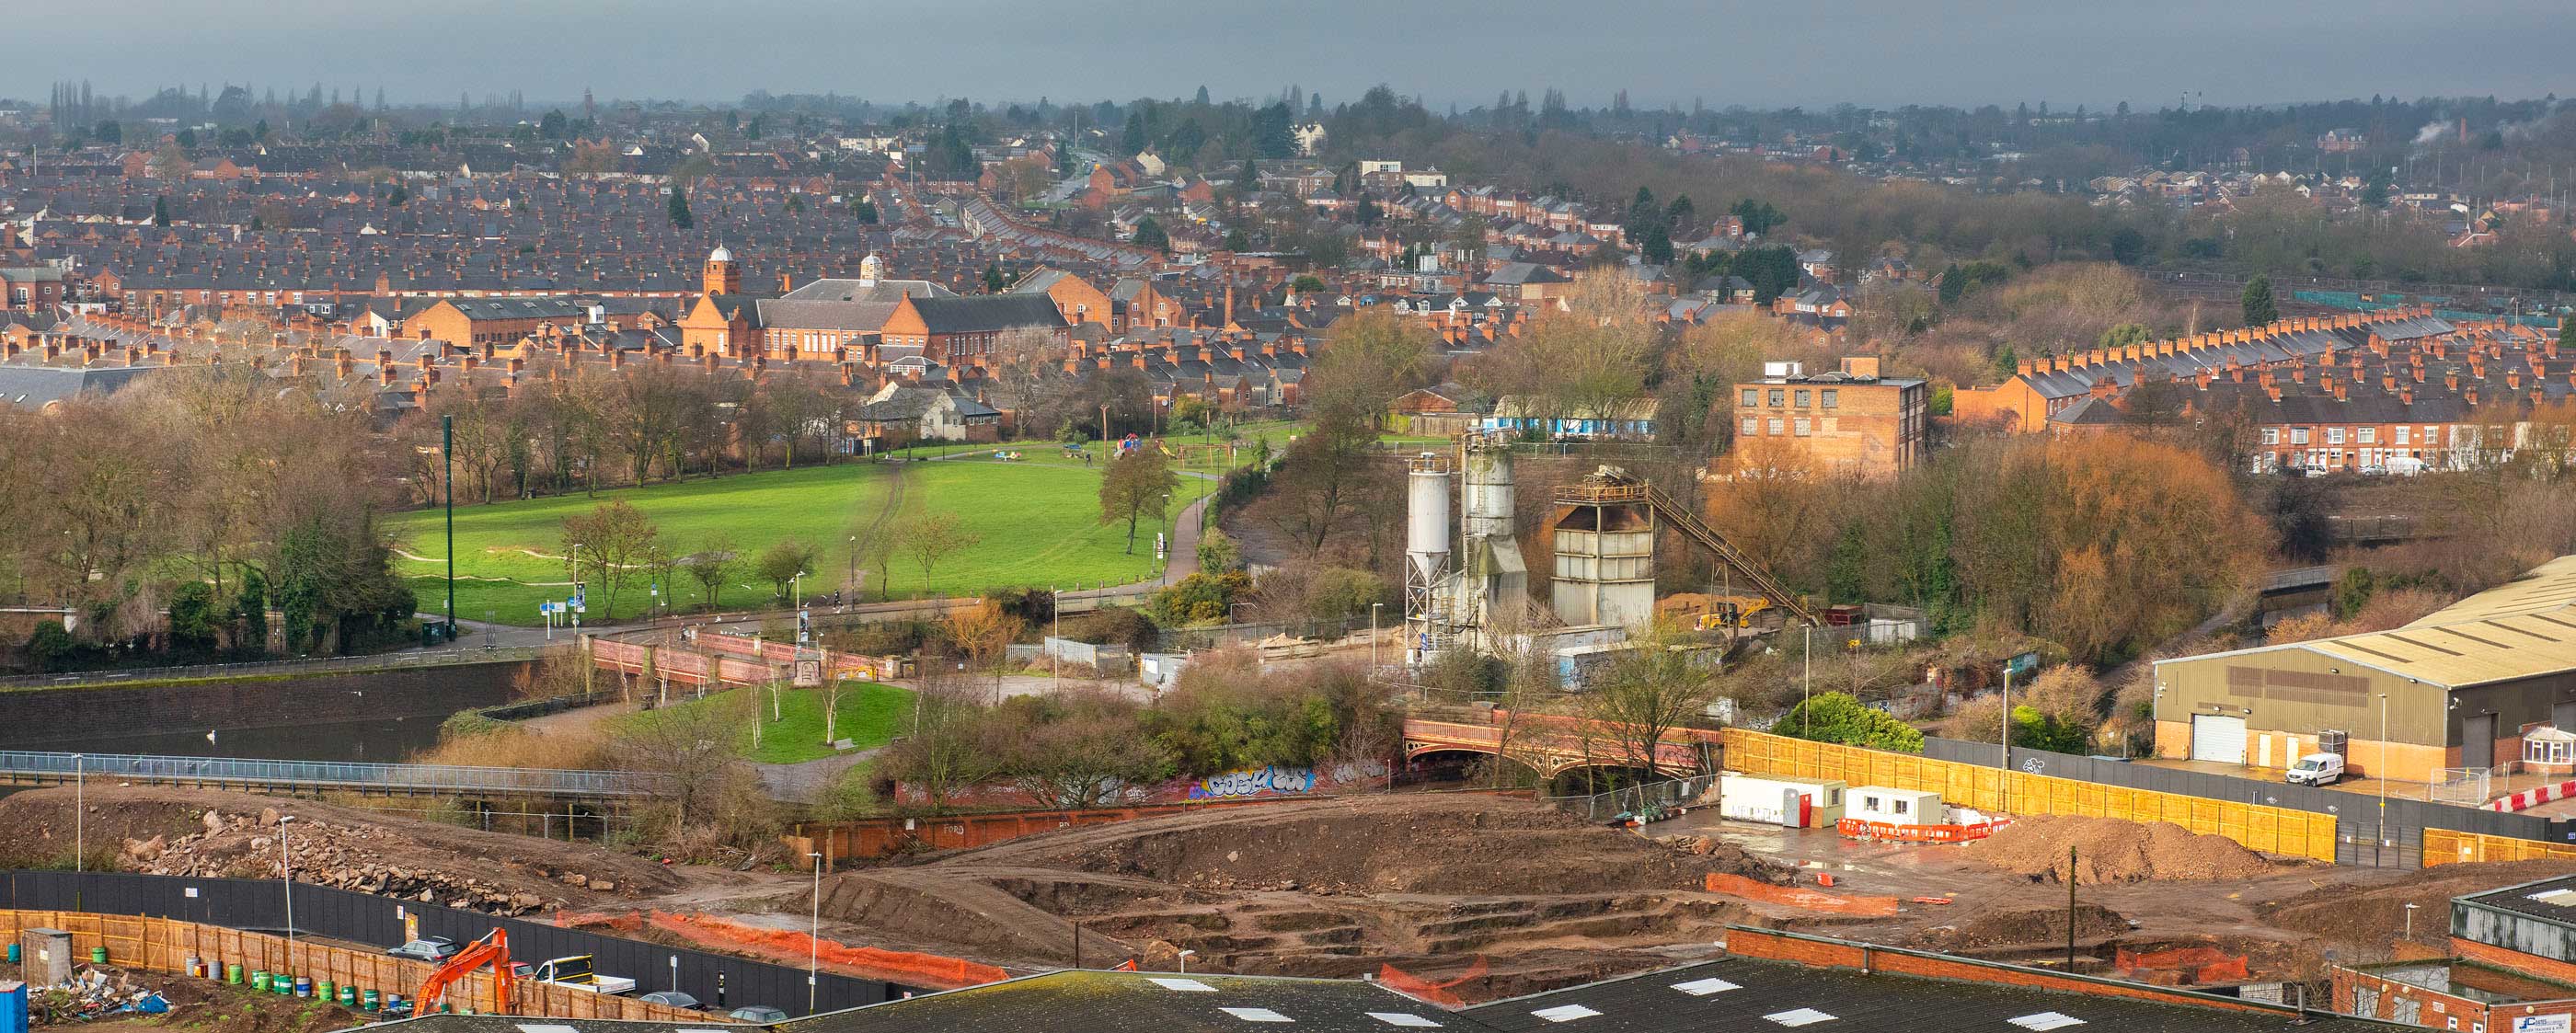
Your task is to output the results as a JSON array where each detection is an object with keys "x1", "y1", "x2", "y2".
[
  {"x1": 630, "y1": 682, "x2": 914, "y2": 764},
  {"x1": 389, "y1": 458, "x2": 1167, "y2": 625}
]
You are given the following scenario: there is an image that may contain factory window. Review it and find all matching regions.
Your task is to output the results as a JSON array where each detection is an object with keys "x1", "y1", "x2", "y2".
[
  {"x1": 1766, "y1": 418, "x2": 1785, "y2": 435},
  {"x1": 1741, "y1": 388, "x2": 1758, "y2": 407},
  {"x1": 1740, "y1": 417, "x2": 1757, "y2": 437},
  {"x1": 1794, "y1": 389, "x2": 1811, "y2": 407},
  {"x1": 2354, "y1": 987, "x2": 2380, "y2": 1018},
  {"x1": 2359, "y1": 427, "x2": 2376, "y2": 443},
  {"x1": 2390, "y1": 998, "x2": 2419, "y2": 1025},
  {"x1": 1793, "y1": 418, "x2": 1811, "y2": 436},
  {"x1": 1821, "y1": 389, "x2": 1838, "y2": 408},
  {"x1": 1768, "y1": 389, "x2": 1785, "y2": 407}
]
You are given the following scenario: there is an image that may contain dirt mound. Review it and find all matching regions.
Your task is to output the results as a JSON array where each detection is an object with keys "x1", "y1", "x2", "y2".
[
  {"x1": 1910, "y1": 903, "x2": 2131, "y2": 951},
  {"x1": 817, "y1": 795, "x2": 1767, "y2": 996},
  {"x1": 983, "y1": 794, "x2": 1783, "y2": 895},
  {"x1": 2268, "y1": 860, "x2": 2576, "y2": 950},
  {"x1": 1960, "y1": 816, "x2": 2283, "y2": 884},
  {"x1": 0, "y1": 786, "x2": 678, "y2": 914}
]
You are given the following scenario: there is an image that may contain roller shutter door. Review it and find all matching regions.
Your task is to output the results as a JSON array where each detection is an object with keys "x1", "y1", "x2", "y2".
[{"x1": 2191, "y1": 714, "x2": 2248, "y2": 764}]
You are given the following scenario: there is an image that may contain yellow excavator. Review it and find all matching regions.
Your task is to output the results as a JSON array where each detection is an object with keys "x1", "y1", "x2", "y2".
[{"x1": 1693, "y1": 595, "x2": 1774, "y2": 630}]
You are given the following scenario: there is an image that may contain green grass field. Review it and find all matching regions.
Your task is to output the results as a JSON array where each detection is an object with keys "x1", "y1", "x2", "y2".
[
  {"x1": 625, "y1": 682, "x2": 914, "y2": 763},
  {"x1": 387, "y1": 459, "x2": 1178, "y2": 625}
]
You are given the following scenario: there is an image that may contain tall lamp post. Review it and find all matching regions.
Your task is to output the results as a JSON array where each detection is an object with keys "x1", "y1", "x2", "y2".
[
  {"x1": 73, "y1": 753, "x2": 84, "y2": 872},
  {"x1": 2378, "y1": 693, "x2": 2391, "y2": 849},
  {"x1": 806, "y1": 851, "x2": 823, "y2": 1015},
  {"x1": 278, "y1": 816, "x2": 296, "y2": 951},
  {"x1": 443, "y1": 414, "x2": 456, "y2": 640}
]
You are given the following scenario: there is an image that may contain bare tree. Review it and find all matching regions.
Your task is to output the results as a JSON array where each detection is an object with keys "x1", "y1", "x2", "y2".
[
  {"x1": 900, "y1": 510, "x2": 982, "y2": 594},
  {"x1": 1580, "y1": 621, "x2": 1718, "y2": 780},
  {"x1": 681, "y1": 534, "x2": 739, "y2": 611},
  {"x1": 560, "y1": 500, "x2": 661, "y2": 619}
]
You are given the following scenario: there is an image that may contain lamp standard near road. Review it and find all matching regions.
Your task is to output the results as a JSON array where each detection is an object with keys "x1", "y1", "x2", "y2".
[
  {"x1": 1370, "y1": 603, "x2": 1383, "y2": 682},
  {"x1": 73, "y1": 753, "x2": 84, "y2": 872},
  {"x1": 278, "y1": 816, "x2": 297, "y2": 951},
  {"x1": 806, "y1": 851, "x2": 824, "y2": 1015}
]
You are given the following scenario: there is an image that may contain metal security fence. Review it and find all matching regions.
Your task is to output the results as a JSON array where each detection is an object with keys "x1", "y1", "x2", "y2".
[
  {"x1": 1545, "y1": 775, "x2": 1719, "y2": 823},
  {"x1": 0, "y1": 871, "x2": 909, "y2": 1016},
  {"x1": 0, "y1": 751, "x2": 668, "y2": 798}
]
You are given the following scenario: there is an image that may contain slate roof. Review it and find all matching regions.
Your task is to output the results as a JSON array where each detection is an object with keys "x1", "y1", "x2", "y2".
[
  {"x1": 0, "y1": 364, "x2": 168, "y2": 408},
  {"x1": 905, "y1": 294, "x2": 1067, "y2": 335}
]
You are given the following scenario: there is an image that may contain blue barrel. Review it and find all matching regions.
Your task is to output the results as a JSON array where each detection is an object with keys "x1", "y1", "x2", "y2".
[
  {"x1": 0, "y1": 981, "x2": 29, "y2": 1033},
  {"x1": 5, "y1": 944, "x2": 17, "y2": 963},
  {"x1": 293, "y1": 978, "x2": 312, "y2": 998}
]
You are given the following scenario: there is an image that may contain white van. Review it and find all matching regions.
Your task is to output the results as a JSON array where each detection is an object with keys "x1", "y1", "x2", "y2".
[{"x1": 2286, "y1": 752, "x2": 2345, "y2": 786}]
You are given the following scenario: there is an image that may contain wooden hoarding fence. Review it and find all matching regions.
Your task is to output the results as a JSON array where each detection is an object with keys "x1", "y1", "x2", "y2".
[
  {"x1": 0, "y1": 910, "x2": 714, "y2": 1023},
  {"x1": 1719, "y1": 729, "x2": 2337, "y2": 862}
]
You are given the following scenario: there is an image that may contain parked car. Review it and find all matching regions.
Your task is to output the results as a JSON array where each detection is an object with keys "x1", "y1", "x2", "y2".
[
  {"x1": 387, "y1": 937, "x2": 458, "y2": 962},
  {"x1": 729, "y1": 1005, "x2": 790, "y2": 1023},
  {"x1": 639, "y1": 992, "x2": 705, "y2": 1010},
  {"x1": 2286, "y1": 752, "x2": 2345, "y2": 786}
]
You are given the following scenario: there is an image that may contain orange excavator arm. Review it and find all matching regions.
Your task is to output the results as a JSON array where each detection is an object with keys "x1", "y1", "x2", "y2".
[{"x1": 417, "y1": 928, "x2": 513, "y2": 1016}]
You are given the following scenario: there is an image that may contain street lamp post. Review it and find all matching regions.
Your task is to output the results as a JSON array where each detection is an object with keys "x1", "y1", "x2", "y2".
[
  {"x1": 1178, "y1": 949, "x2": 1196, "y2": 975},
  {"x1": 1160, "y1": 493, "x2": 1174, "y2": 585},
  {"x1": 73, "y1": 753, "x2": 83, "y2": 872},
  {"x1": 278, "y1": 816, "x2": 296, "y2": 951},
  {"x1": 806, "y1": 851, "x2": 823, "y2": 1015},
  {"x1": 2404, "y1": 901, "x2": 2421, "y2": 941},
  {"x1": 2379, "y1": 693, "x2": 2391, "y2": 847}
]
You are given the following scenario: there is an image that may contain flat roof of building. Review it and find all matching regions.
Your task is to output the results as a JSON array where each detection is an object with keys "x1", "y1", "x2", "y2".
[
  {"x1": 1465, "y1": 955, "x2": 2391, "y2": 1033},
  {"x1": 2457, "y1": 873, "x2": 2576, "y2": 926}
]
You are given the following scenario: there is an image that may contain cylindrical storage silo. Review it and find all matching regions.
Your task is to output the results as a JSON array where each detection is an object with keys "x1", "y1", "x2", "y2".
[
  {"x1": 1462, "y1": 445, "x2": 1514, "y2": 543},
  {"x1": 1407, "y1": 463, "x2": 1452, "y2": 563}
]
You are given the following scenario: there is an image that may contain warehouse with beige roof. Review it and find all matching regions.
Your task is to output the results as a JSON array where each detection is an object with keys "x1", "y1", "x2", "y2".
[{"x1": 2151, "y1": 556, "x2": 2576, "y2": 783}]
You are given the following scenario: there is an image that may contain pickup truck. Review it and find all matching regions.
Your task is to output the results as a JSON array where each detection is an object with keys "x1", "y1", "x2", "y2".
[{"x1": 511, "y1": 956, "x2": 637, "y2": 995}]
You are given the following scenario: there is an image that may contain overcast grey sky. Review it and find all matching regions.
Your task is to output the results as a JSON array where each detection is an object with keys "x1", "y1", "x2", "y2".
[{"x1": 17, "y1": 0, "x2": 2574, "y2": 111}]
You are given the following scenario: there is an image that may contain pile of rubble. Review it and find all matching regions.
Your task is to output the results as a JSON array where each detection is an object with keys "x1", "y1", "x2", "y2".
[
  {"x1": 120, "y1": 807, "x2": 612, "y2": 916},
  {"x1": 29, "y1": 967, "x2": 170, "y2": 1025}
]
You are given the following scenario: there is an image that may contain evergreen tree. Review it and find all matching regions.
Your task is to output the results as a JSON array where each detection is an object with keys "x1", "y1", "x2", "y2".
[
  {"x1": 2561, "y1": 316, "x2": 2574, "y2": 351},
  {"x1": 152, "y1": 196, "x2": 170, "y2": 226},
  {"x1": 1991, "y1": 343, "x2": 2018, "y2": 381},
  {"x1": 1132, "y1": 216, "x2": 1167, "y2": 253},
  {"x1": 2241, "y1": 273, "x2": 2278, "y2": 327},
  {"x1": 667, "y1": 186, "x2": 693, "y2": 229},
  {"x1": 387, "y1": 183, "x2": 408, "y2": 207},
  {"x1": 983, "y1": 262, "x2": 1006, "y2": 293},
  {"x1": 1640, "y1": 224, "x2": 1673, "y2": 266},
  {"x1": 851, "y1": 199, "x2": 879, "y2": 224}
]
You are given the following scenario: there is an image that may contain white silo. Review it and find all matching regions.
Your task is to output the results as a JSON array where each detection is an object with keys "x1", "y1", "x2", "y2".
[{"x1": 1405, "y1": 453, "x2": 1453, "y2": 648}]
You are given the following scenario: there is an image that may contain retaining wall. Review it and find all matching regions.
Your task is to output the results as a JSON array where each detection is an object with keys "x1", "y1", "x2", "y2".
[{"x1": 0, "y1": 661, "x2": 535, "y2": 748}]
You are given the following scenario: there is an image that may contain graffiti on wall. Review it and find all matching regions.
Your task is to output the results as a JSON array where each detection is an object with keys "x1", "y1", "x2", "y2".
[{"x1": 1190, "y1": 765, "x2": 1320, "y2": 800}]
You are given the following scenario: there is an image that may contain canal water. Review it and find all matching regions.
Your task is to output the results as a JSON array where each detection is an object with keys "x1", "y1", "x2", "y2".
[{"x1": 6, "y1": 712, "x2": 451, "y2": 763}]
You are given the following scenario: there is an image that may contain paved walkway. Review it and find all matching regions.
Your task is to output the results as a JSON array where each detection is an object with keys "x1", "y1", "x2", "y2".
[{"x1": 753, "y1": 747, "x2": 881, "y2": 803}]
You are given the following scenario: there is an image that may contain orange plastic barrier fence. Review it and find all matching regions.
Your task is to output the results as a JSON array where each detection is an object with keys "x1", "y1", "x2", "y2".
[
  {"x1": 1835, "y1": 817, "x2": 2009, "y2": 844},
  {"x1": 1376, "y1": 957, "x2": 1488, "y2": 1008},
  {"x1": 1702, "y1": 873, "x2": 1901, "y2": 917},
  {"x1": 558, "y1": 911, "x2": 1006, "y2": 990}
]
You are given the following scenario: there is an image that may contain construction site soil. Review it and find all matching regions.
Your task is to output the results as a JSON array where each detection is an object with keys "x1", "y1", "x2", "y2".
[
  {"x1": 810, "y1": 795, "x2": 1787, "y2": 999},
  {"x1": 1959, "y1": 815, "x2": 2285, "y2": 884},
  {"x1": 0, "y1": 786, "x2": 681, "y2": 913}
]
